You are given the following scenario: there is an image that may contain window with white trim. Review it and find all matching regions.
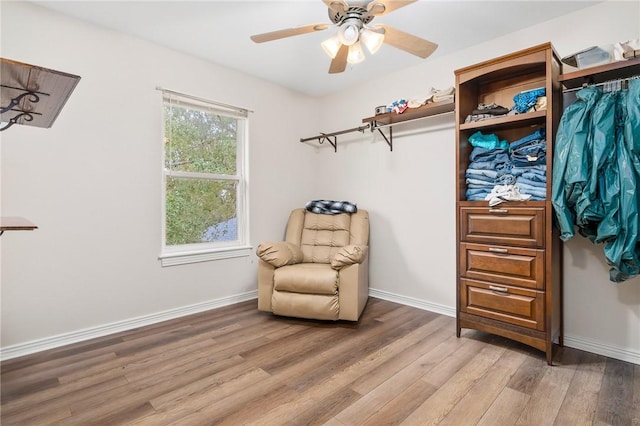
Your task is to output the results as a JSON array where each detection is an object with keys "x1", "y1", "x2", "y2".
[{"x1": 159, "y1": 90, "x2": 250, "y2": 266}]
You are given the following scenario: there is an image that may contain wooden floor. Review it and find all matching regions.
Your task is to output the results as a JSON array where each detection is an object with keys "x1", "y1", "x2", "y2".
[{"x1": 1, "y1": 298, "x2": 638, "y2": 425}]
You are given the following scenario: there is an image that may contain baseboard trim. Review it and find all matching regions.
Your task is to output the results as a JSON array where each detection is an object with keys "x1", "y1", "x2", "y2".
[
  {"x1": 2, "y1": 289, "x2": 637, "y2": 366},
  {"x1": 369, "y1": 288, "x2": 456, "y2": 318},
  {"x1": 0, "y1": 290, "x2": 258, "y2": 362},
  {"x1": 563, "y1": 334, "x2": 640, "y2": 365}
]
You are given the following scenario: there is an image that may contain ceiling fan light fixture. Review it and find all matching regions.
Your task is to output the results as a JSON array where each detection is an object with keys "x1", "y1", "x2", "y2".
[
  {"x1": 338, "y1": 18, "x2": 361, "y2": 46},
  {"x1": 360, "y1": 28, "x2": 385, "y2": 54},
  {"x1": 347, "y1": 41, "x2": 366, "y2": 64},
  {"x1": 321, "y1": 35, "x2": 342, "y2": 59}
]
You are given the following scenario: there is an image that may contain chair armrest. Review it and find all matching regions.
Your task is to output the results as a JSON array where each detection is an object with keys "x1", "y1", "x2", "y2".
[
  {"x1": 331, "y1": 245, "x2": 368, "y2": 270},
  {"x1": 256, "y1": 241, "x2": 303, "y2": 267}
]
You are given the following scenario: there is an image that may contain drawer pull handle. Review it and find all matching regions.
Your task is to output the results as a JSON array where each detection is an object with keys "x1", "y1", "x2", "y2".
[
  {"x1": 489, "y1": 285, "x2": 508, "y2": 293},
  {"x1": 488, "y1": 247, "x2": 508, "y2": 254},
  {"x1": 489, "y1": 208, "x2": 508, "y2": 214}
]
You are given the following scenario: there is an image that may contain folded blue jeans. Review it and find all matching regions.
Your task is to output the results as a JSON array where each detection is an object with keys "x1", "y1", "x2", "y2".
[
  {"x1": 466, "y1": 192, "x2": 491, "y2": 201},
  {"x1": 466, "y1": 168, "x2": 499, "y2": 179},
  {"x1": 519, "y1": 171, "x2": 547, "y2": 182},
  {"x1": 469, "y1": 160, "x2": 512, "y2": 173},
  {"x1": 516, "y1": 176, "x2": 546, "y2": 187},
  {"x1": 512, "y1": 164, "x2": 546, "y2": 175},
  {"x1": 467, "y1": 177, "x2": 496, "y2": 185},
  {"x1": 511, "y1": 141, "x2": 546, "y2": 166},
  {"x1": 466, "y1": 188, "x2": 490, "y2": 196},
  {"x1": 517, "y1": 183, "x2": 546, "y2": 198},
  {"x1": 470, "y1": 147, "x2": 509, "y2": 162},
  {"x1": 510, "y1": 128, "x2": 546, "y2": 149},
  {"x1": 467, "y1": 183, "x2": 495, "y2": 189}
]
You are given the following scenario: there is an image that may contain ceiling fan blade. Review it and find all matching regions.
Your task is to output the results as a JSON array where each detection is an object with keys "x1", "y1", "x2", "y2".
[
  {"x1": 367, "y1": 0, "x2": 418, "y2": 16},
  {"x1": 379, "y1": 24, "x2": 438, "y2": 58},
  {"x1": 250, "y1": 24, "x2": 329, "y2": 43},
  {"x1": 329, "y1": 44, "x2": 348, "y2": 74},
  {"x1": 323, "y1": 0, "x2": 348, "y2": 13}
]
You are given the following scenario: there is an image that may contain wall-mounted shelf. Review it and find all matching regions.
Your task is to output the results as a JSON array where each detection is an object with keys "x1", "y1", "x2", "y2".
[
  {"x1": 362, "y1": 99, "x2": 455, "y2": 151},
  {"x1": 558, "y1": 57, "x2": 640, "y2": 89},
  {"x1": 300, "y1": 98, "x2": 455, "y2": 152},
  {"x1": 362, "y1": 98, "x2": 455, "y2": 126},
  {"x1": 0, "y1": 217, "x2": 38, "y2": 237},
  {"x1": 1, "y1": 58, "x2": 81, "y2": 131}
]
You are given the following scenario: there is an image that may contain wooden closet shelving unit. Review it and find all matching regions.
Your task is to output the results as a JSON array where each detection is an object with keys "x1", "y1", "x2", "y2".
[{"x1": 454, "y1": 43, "x2": 563, "y2": 365}]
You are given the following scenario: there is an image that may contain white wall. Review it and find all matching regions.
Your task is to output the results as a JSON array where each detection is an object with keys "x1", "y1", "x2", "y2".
[
  {"x1": 314, "y1": 1, "x2": 640, "y2": 363},
  {"x1": 0, "y1": 2, "x2": 321, "y2": 351}
]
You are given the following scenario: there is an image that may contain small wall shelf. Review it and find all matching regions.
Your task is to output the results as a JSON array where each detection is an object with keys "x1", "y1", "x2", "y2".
[
  {"x1": 300, "y1": 98, "x2": 454, "y2": 152},
  {"x1": 0, "y1": 217, "x2": 38, "y2": 237},
  {"x1": 362, "y1": 98, "x2": 455, "y2": 126},
  {"x1": 361, "y1": 99, "x2": 455, "y2": 151},
  {"x1": 1, "y1": 58, "x2": 81, "y2": 131}
]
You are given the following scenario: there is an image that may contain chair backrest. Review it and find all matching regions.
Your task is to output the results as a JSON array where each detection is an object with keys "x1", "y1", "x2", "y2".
[{"x1": 284, "y1": 208, "x2": 369, "y2": 264}]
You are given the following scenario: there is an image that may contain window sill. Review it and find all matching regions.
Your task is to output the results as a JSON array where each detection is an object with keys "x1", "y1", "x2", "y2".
[{"x1": 159, "y1": 245, "x2": 253, "y2": 267}]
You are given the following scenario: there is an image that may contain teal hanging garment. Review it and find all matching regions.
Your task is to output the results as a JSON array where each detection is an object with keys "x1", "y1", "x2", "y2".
[
  {"x1": 604, "y1": 80, "x2": 640, "y2": 282},
  {"x1": 577, "y1": 90, "x2": 618, "y2": 243},
  {"x1": 623, "y1": 79, "x2": 640, "y2": 177},
  {"x1": 552, "y1": 86, "x2": 602, "y2": 241},
  {"x1": 553, "y1": 79, "x2": 640, "y2": 282},
  {"x1": 592, "y1": 92, "x2": 620, "y2": 243}
]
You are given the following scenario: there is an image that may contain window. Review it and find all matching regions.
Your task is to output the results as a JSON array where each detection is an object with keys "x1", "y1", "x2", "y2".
[{"x1": 159, "y1": 89, "x2": 250, "y2": 266}]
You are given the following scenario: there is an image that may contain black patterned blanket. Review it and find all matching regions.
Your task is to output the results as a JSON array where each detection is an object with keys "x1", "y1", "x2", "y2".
[{"x1": 305, "y1": 200, "x2": 358, "y2": 215}]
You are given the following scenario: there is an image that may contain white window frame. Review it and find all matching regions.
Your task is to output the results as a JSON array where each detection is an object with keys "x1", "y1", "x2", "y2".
[{"x1": 158, "y1": 88, "x2": 251, "y2": 267}]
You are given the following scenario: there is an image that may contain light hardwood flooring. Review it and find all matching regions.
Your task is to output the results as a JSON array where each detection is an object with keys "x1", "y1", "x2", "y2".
[{"x1": 1, "y1": 298, "x2": 638, "y2": 425}]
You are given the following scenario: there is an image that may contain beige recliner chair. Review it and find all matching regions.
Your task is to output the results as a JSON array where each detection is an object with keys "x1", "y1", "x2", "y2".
[{"x1": 256, "y1": 208, "x2": 369, "y2": 321}]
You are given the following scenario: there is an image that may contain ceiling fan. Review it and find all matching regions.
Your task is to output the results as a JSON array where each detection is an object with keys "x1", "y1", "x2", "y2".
[{"x1": 250, "y1": 0, "x2": 437, "y2": 74}]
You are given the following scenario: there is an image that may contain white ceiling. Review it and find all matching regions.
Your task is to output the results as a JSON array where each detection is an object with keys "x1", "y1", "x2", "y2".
[{"x1": 31, "y1": 0, "x2": 601, "y2": 97}]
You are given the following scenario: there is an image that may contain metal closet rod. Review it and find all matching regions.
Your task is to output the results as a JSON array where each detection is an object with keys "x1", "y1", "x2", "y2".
[
  {"x1": 300, "y1": 124, "x2": 371, "y2": 143},
  {"x1": 300, "y1": 108, "x2": 455, "y2": 143},
  {"x1": 563, "y1": 75, "x2": 640, "y2": 93}
]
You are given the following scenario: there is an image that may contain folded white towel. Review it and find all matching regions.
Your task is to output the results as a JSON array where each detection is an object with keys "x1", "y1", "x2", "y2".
[
  {"x1": 408, "y1": 87, "x2": 437, "y2": 108},
  {"x1": 432, "y1": 86, "x2": 455, "y2": 102}
]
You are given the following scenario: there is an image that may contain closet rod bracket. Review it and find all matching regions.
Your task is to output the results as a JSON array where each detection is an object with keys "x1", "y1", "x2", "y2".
[
  {"x1": 320, "y1": 134, "x2": 338, "y2": 152},
  {"x1": 371, "y1": 123, "x2": 393, "y2": 151}
]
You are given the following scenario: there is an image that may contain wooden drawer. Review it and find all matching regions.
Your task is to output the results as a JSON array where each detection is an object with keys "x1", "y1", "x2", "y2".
[
  {"x1": 460, "y1": 278, "x2": 544, "y2": 330},
  {"x1": 460, "y1": 206, "x2": 545, "y2": 248},
  {"x1": 460, "y1": 242, "x2": 544, "y2": 290}
]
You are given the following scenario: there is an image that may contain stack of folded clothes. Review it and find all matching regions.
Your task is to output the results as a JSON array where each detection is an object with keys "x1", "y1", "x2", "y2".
[
  {"x1": 465, "y1": 88, "x2": 547, "y2": 123},
  {"x1": 510, "y1": 128, "x2": 547, "y2": 200},
  {"x1": 464, "y1": 102, "x2": 510, "y2": 123},
  {"x1": 465, "y1": 131, "x2": 515, "y2": 201},
  {"x1": 407, "y1": 86, "x2": 455, "y2": 108},
  {"x1": 465, "y1": 129, "x2": 547, "y2": 203},
  {"x1": 510, "y1": 87, "x2": 547, "y2": 114}
]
